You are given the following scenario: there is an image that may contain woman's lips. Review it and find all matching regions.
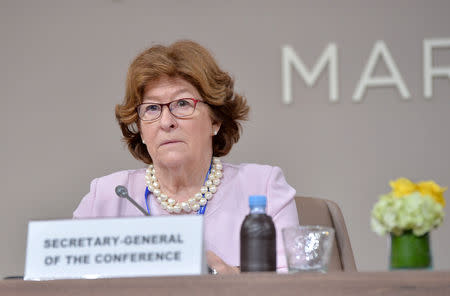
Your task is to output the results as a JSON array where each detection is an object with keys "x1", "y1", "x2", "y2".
[{"x1": 160, "y1": 140, "x2": 181, "y2": 146}]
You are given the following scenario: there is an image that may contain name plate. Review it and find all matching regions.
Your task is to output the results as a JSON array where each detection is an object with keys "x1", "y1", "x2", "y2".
[{"x1": 24, "y1": 216, "x2": 205, "y2": 280}]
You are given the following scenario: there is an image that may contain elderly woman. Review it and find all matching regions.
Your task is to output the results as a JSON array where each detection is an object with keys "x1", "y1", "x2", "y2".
[{"x1": 74, "y1": 40, "x2": 299, "y2": 273}]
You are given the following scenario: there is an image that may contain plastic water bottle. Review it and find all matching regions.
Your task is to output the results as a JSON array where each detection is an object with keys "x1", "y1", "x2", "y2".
[{"x1": 240, "y1": 195, "x2": 276, "y2": 272}]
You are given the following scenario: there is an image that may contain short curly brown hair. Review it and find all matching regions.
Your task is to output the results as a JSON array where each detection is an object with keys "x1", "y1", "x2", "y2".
[{"x1": 115, "y1": 40, "x2": 249, "y2": 164}]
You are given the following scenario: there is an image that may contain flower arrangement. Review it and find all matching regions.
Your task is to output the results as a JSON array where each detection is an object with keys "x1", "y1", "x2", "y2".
[{"x1": 371, "y1": 178, "x2": 446, "y2": 236}]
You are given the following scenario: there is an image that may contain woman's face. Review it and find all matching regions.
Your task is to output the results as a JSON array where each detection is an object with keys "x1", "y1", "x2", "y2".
[{"x1": 140, "y1": 76, "x2": 220, "y2": 168}]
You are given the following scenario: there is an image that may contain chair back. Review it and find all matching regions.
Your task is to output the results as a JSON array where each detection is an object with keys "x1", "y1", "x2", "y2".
[{"x1": 293, "y1": 196, "x2": 357, "y2": 271}]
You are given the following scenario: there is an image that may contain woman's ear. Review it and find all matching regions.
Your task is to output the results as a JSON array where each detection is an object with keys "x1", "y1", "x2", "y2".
[
  {"x1": 212, "y1": 121, "x2": 222, "y2": 136},
  {"x1": 136, "y1": 121, "x2": 145, "y2": 143}
]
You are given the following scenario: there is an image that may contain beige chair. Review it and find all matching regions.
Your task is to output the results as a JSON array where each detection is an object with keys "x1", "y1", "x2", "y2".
[{"x1": 294, "y1": 196, "x2": 357, "y2": 271}]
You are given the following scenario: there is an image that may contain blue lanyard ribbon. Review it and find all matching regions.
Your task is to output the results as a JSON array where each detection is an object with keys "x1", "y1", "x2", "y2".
[{"x1": 145, "y1": 162, "x2": 212, "y2": 216}]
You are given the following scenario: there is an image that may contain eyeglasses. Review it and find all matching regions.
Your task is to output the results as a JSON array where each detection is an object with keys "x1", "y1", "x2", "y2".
[{"x1": 136, "y1": 98, "x2": 203, "y2": 122}]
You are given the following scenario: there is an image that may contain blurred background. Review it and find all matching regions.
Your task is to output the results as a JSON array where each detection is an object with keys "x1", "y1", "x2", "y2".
[{"x1": 1, "y1": 0, "x2": 449, "y2": 278}]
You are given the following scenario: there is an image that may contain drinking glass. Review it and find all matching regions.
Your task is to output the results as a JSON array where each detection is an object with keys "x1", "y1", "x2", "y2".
[{"x1": 282, "y1": 225, "x2": 335, "y2": 273}]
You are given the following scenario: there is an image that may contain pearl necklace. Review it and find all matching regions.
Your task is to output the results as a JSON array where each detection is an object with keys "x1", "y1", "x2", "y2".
[{"x1": 145, "y1": 157, "x2": 223, "y2": 214}]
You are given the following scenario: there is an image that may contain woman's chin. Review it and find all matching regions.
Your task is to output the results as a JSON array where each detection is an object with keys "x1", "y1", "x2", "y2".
[{"x1": 155, "y1": 153, "x2": 189, "y2": 168}]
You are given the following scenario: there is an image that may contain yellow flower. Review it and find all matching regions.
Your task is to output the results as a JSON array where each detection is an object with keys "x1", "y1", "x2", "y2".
[
  {"x1": 390, "y1": 178, "x2": 417, "y2": 198},
  {"x1": 417, "y1": 181, "x2": 447, "y2": 207}
]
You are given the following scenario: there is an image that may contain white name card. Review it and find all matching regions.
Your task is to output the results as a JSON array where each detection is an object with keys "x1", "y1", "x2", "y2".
[{"x1": 24, "y1": 216, "x2": 205, "y2": 280}]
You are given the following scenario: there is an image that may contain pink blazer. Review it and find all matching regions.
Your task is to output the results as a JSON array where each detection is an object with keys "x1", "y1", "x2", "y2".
[{"x1": 74, "y1": 162, "x2": 300, "y2": 270}]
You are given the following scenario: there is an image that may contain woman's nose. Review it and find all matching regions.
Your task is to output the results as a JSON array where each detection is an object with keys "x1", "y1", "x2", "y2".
[{"x1": 159, "y1": 105, "x2": 177, "y2": 129}]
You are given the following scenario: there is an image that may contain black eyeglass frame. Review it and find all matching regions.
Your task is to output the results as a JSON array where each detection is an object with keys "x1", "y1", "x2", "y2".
[{"x1": 136, "y1": 98, "x2": 204, "y2": 122}]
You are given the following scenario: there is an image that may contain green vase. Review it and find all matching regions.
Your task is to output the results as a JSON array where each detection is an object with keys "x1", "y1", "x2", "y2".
[{"x1": 390, "y1": 230, "x2": 432, "y2": 269}]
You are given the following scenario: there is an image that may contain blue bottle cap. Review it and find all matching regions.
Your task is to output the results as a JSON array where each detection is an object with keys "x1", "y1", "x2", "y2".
[{"x1": 249, "y1": 195, "x2": 267, "y2": 207}]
